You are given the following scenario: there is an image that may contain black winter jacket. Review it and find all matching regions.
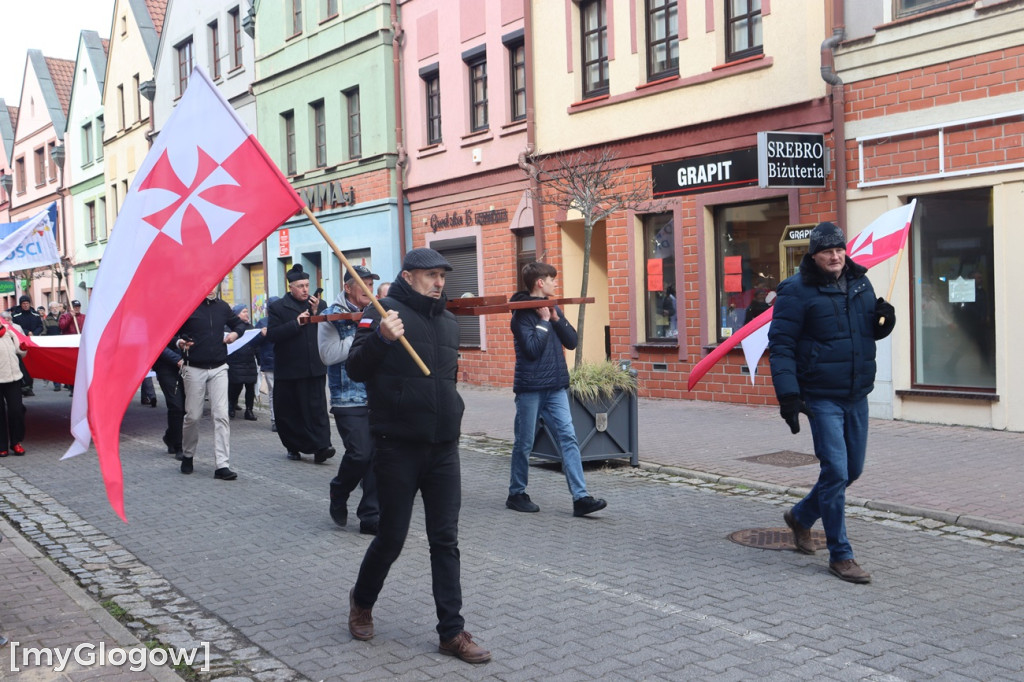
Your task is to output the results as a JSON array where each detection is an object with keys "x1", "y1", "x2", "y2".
[
  {"x1": 346, "y1": 275, "x2": 464, "y2": 444},
  {"x1": 226, "y1": 322, "x2": 258, "y2": 384},
  {"x1": 769, "y1": 254, "x2": 894, "y2": 402},
  {"x1": 509, "y1": 291, "x2": 577, "y2": 394},
  {"x1": 174, "y1": 298, "x2": 246, "y2": 369},
  {"x1": 266, "y1": 293, "x2": 327, "y2": 380}
]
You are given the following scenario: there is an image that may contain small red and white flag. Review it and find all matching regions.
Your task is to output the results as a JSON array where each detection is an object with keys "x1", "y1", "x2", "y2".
[
  {"x1": 846, "y1": 199, "x2": 916, "y2": 270},
  {"x1": 688, "y1": 200, "x2": 917, "y2": 391},
  {"x1": 64, "y1": 67, "x2": 304, "y2": 519}
]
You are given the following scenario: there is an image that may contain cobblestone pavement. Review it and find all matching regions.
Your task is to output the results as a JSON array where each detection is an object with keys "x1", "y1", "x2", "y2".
[{"x1": 0, "y1": 388, "x2": 1022, "y2": 680}]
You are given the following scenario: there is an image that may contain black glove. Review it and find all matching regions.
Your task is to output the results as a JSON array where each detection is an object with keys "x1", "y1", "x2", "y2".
[
  {"x1": 874, "y1": 297, "x2": 896, "y2": 338},
  {"x1": 778, "y1": 394, "x2": 812, "y2": 434}
]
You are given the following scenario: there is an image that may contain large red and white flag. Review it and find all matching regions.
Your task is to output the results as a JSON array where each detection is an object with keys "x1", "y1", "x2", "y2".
[
  {"x1": 688, "y1": 200, "x2": 917, "y2": 391},
  {"x1": 64, "y1": 67, "x2": 304, "y2": 519}
]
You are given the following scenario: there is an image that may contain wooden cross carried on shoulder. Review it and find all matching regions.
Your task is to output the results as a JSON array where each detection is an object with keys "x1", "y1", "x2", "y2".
[{"x1": 310, "y1": 296, "x2": 595, "y2": 322}]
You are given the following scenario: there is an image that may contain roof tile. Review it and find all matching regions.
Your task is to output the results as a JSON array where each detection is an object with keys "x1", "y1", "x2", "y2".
[
  {"x1": 44, "y1": 57, "x2": 76, "y2": 116},
  {"x1": 144, "y1": 0, "x2": 168, "y2": 36}
]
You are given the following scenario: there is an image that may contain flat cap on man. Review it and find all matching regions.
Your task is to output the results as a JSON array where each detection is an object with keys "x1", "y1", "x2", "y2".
[
  {"x1": 72, "y1": 300, "x2": 82, "y2": 307},
  {"x1": 401, "y1": 248, "x2": 452, "y2": 272},
  {"x1": 344, "y1": 265, "x2": 381, "y2": 283}
]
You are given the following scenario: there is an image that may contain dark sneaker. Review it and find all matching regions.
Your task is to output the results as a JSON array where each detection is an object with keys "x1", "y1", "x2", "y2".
[
  {"x1": 784, "y1": 509, "x2": 816, "y2": 555},
  {"x1": 330, "y1": 500, "x2": 349, "y2": 527},
  {"x1": 214, "y1": 467, "x2": 238, "y2": 480},
  {"x1": 829, "y1": 559, "x2": 871, "y2": 584},
  {"x1": 287, "y1": 452, "x2": 302, "y2": 461},
  {"x1": 244, "y1": 410, "x2": 257, "y2": 421},
  {"x1": 439, "y1": 631, "x2": 491, "y2": 664},
  {"x1": 11, "y1": 444, "x2": 25, "y2": 456},
  {"x1": 359, "y1": 521, "x2": 378, "y2": 536},
  {"x1": 506, "y1": 493, "x2": 540, "y2": 513},
  {"x1": 348, "y1": 588, "x2": 374, "y2": 641},
  {"x1": 314, "y1": 446, "x2": 336, "y2": 464},
  {"x1": 572, "y1": 496, "x2": 607, "y2": 517},
  {"x1": 180, "y1": 457, "x2": 193, "y2": 475}
]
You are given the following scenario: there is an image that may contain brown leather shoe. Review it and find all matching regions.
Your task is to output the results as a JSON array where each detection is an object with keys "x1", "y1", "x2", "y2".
[
  {"x1": 829, "y1": 559, "x2": 872, "y2": 584},
  {"x1": 784, "y1": 509, "x2": 815, "y2": 555},
  {"x1": 439, "y1": 631, "x2": 491, "y2": 664},
  {"x1": 348, "y1": 588, "x2": 374, "y2": 640}
]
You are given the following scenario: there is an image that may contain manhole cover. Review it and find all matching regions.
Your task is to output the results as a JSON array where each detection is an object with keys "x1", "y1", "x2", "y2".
[
  {"x1": 728, "y1": 527, "x2": 829, "y2": 551},
  {"x1": 739, "y1": 450, "x2": 817, "y2": 467}
]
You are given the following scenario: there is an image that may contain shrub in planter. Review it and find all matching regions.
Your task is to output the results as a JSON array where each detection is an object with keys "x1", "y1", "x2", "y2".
[{"x1": 531, "y1": 361, "x2": 640, "y2": 466}]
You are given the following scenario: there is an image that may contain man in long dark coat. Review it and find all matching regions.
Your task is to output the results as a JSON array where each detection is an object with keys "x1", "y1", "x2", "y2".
[{"x1": 266, "y1": 264, "x2": 335, "y2": 463}]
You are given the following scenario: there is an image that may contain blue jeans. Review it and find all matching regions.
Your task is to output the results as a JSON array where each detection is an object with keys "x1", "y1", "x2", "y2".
[
  {"x1": 509, "y1": 389, "x2": 589, "y2": 501},
  {"x1": 791, "y1": 396, "x2": 868, "y2": 563}
]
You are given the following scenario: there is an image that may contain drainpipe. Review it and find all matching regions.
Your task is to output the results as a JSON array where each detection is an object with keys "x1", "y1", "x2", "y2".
[
  {"x1": 522, "y1": 0, "x2": 544, "y2": 258},
  {"x1": 820, "y1": 0, "x2": 846, "y2": 230},
  {"x1": 390, "y1": 0, "x2": 408, "y2": 257}
]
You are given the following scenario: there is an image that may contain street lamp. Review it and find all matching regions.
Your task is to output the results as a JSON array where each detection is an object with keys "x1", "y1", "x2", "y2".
[
  {"x1": 1, "y1": 171, "x2": 12, "y2": 200},
  {"x1": 50, "y1": 143, "x2": 65, "y2": 171},
  {"x1": 139, "y1": 80, "x2": 156, "y2": 147}
]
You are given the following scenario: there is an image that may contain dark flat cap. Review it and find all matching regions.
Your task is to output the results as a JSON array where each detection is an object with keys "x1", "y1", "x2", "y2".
[
  {"x1": 72, "y1": 300, "x2": 82, "y2": 307},
  {"x1": 19, "y1": 295, "x2": 31, "y2": 303},
  {"x1": 344, "y1": 264, "x2": 381, "y2": 283},
  {"x1": 402, "y1": 248, "x2": 452, "y2": 272}
]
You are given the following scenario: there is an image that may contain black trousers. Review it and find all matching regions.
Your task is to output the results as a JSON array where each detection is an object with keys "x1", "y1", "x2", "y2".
[
  {"x1": 330, "y1": 406, "x2": 378, "y2": 524},
  {"x1": 273, "y1": 376, "x2": 331, "y2": 454},
  {"x1": 154, "y1": 364, "x2": 185, "y2": 451},
  {"x1": 228, "y1": 382, "x2": 255, "y2": 411},
  {"x1": 353, "y1": 437, "x2": 463, "y2": 639},
  {"x1": 0, "y1": 380, "x2": 26, "y2": 451}
]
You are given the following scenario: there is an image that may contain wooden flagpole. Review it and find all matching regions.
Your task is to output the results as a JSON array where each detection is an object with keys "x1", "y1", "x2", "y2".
[
  {"x1": 877, "y1": 245, "x2": 906, "y2": 327},
  {"x1": 301, "y1": 206, "x2": 430, "y2": 376}
]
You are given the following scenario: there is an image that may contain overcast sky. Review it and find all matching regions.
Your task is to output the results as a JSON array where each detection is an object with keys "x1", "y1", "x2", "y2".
[{"x1": 0, "y1": 0, "x2": 114, "y2": 105}]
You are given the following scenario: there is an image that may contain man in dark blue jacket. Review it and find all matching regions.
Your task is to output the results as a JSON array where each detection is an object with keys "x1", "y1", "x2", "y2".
[
  {"x1": 345, "y1": 248, "x2": 490, "y2": 664},
  {"x1": 769, "y1": 221, "x2": 895, "y2": 584},
  {"x1": 505, "y1": 262, "x2": 606, "y2": 518},
  {"x1": 253, "y1": 296, "x2": 279, "y2": 432}
]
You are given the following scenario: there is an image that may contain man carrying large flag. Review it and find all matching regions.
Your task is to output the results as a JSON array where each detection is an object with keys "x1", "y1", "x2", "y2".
[
  {"x1": 768, "y1": 221, "x2": 896, "y2": 584},
  {"x1": 64, "y1": 67, "x2": 305, "y2": 520}
]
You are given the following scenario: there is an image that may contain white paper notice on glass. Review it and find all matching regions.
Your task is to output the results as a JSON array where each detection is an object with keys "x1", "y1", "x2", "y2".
[{"x1": 948, "y1": 276, "x2": 976, "y2": 304}]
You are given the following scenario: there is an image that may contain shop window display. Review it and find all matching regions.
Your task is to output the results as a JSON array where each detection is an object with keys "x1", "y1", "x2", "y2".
[
  {"x1": 643, "y1": 214, "x2": 676, "y2": 340},
  {"x1": 911, "y1": 188, "x2": 995, "y2": 390},
  {"x1": 714, "y1": 200, "x2": 787, "y2": 341}
]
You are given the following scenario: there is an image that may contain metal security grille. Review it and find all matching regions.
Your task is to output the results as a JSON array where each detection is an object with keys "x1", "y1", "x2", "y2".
[{"x1": 437, "y1": 245, "x2": 481, "y2": 347}]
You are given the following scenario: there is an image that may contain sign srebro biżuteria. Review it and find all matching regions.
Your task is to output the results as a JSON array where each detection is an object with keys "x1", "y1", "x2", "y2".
[{"x1": 757, "y1": 131, "x2": 827, "y2": 188}]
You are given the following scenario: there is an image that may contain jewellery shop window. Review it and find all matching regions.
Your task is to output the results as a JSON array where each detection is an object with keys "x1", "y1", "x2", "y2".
[
  {"x1": 713, "y1": 200, "x2": 787, "y2": 342},
  {"x1": 911, "y1": 187, "x2": 994, "y2": 391},
  {"x1": 643, "y1": 213, "x2": 676, "y2": 341}
]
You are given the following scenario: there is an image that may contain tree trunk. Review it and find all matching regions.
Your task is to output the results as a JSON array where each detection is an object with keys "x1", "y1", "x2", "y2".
[{"x1": 575, "y1": 217, "x2": 593, "y2": 368}]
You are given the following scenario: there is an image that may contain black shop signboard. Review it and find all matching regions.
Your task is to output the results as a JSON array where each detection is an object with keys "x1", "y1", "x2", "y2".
[
  {"x1": 652, "y1": 148, "x2": 759, "y2": 198},
  {"x1": 756, "y1": 131, "x2": 826, "y2": 188}
]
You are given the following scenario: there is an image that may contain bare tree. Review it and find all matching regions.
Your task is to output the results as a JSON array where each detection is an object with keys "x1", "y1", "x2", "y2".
[{"x1": 525, "y1": 147, "x2": 650, "y2": 367}]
